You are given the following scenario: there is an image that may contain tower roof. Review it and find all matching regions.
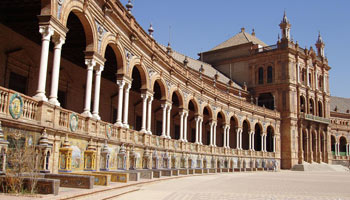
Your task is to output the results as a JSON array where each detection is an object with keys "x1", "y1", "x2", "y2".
[
  {"x1": 281, "y1": 11, "x2": 289, "y2": 24},
  {"x1": 210, "y1": 28, "x2": 267, "y2": 51},
  {"x1": 316, "y1": 31, "x2": 324, "y2": 44}
]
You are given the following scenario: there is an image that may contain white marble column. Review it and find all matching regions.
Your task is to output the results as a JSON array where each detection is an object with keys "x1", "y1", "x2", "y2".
[
  {"x1": 261, "y1": 134, "x2": 264, "y2": 152},
  {"x1": 48, "y1": 35, "x2": 65, "y2": 106},
  {"x1": 179, "y1": 111, "x2": 184, "y2": 141},
  {"x1": 251, "y1": 131, "x2": 255, "y2": 151},
  {"x1": 223, "y1": 125, "x2": 227, "y2": 148},
  {"x1": 140, "y1": 94, "x2": 148, "y2": 133},
  {"x1": 273, "y1": 136, "x2": 276, "y2": 152},
  {"x1": 264, "y1": 135, "x2": 267, "y2": 152},
  {"x1": 210, "y1": 122, "x2": 214, "y2": 146},
  {"x1": 34, "y1": 26, "x2": 54, "y2": 101},
  {"x1": 337, "y1": 143, "x2": 340, "y2": 156},
  {"x1": 167, "y1": 105, "x2": 172, "y2": 139},
  {"x1": 122, "y1": 83, "x2": 131, "y2": 128},
  {"x1": 92, "y1": 65, "x2": 104, "y2": 120},
  {"x1": 195, "y1": 117, "x2": 200, "y2": 144},
  {"x1": 147, "y1": 96, "x2": 153, "y2": 134},
  {"x1": 82, "y1": 59, "x2": 96, "y2": 118},
  {"x1": 226, "y1": 126, "x2": 230, "y2": 148},
  {"x1": 199, "y1": 117, "x2": 203, "y2": 144},
  {"x1": 161, "y1": 104, "x2": 168, "y2": 138},
  {"x1": 236, "y1": 128, "x2": 240, "y2": 149},
  {"x1": 183, "y1": 111, "x2": 188, "y2": 142},
  {"x1": 213, "y1": 122, "x2": 217, "y2": 147},
  {"x1": 115, "y1": 80, "x2": 125, "y2": 126},
  {"x1": 239, "y1": 129, "x2": 243, "y2": 150},
  {"x1": 249, "y1": 132, "x2": 252, "y2": 150}
]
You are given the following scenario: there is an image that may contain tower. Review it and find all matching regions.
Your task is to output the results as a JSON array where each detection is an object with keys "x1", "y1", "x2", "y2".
[
  {"x1": 279, "y1": 11, "x2": 291, "y2": 40},
  {"x1": 315, "y1": 32, "x2": 325, "y2": 57}
]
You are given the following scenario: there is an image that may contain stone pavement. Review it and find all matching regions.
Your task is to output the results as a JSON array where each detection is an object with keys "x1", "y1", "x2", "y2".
[{"x1": 114, "y1": 171, "x2": 350, "y2": 200}]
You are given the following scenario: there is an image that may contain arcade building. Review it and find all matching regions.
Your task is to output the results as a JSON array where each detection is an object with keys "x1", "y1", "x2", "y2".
[{"x1": 0, "y1": 0, "x2": 349, "y2": 177}]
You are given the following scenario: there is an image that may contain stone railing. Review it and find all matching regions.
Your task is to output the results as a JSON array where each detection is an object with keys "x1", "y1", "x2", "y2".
[
  {"x1": 0, "y1": 86, "x2": 278, "y2": 160},
  {"x1": 0, "y1": 86, "x2": 39, "y2": 122},
  {"x1": 300, "y1": 113, "x2": 330, "y2": 124}
]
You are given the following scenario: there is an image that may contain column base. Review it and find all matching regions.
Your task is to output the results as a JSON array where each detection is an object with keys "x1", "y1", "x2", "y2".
[
  {"x1": 140, "y1": 129, "x2": 147, "y2": 134},
  {"x1": 114, "y1": 121, "x2": 123, "y2": 127},
  {"x1": 92, "y1": 113, "x2": 101, "y2": 120},
  {"x1": 167, "y1": 136, "x2": 171, "y2": 139},
  {"x1": 147, "y1": 131, "x2": 152, "y2": 135},
  {"x1": 48, "y1": 98, "x2": 60, "y2": 106},
  {"x1": 33, "y1": 93, "x2": 48, "y2": 102},
  {"x1": 160, "y1": 135, "x2": 167, "y2": 139},
  {"x1": 81, "y1": 111, "x2": 92, "y2": 118},
  {"x1": 122, "y1": 123, "x2": 129, "y2": 129}
]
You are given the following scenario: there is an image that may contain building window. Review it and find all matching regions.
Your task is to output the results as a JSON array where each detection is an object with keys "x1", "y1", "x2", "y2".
[
  {"x1": 301, "y1": 69, "x2": 305, "y2": 83},
  {"x1": 318, "y1": 75, "x2": 323, "y2": 89},
  {"x1": 309, "y1": 99, "x2": 314, "y2": 115},
  {"x1": 258, "y1": 67, "x2": 264, "y2": 84},
  {"x1": 9, "y1": 72, "x2": 27, "y2": 95},
  {"x1": 308, "y1": 73, "x2": 312, "y2": 86},
  {"x1": 300, "y1": 96, "x2": 305, "y2": 113},
  {"x1": 267, "y1": 66, "x2": 273, "y2": 83},
  {"x1": 318, "y1": 101, "x2": 323, "y2": 117}
]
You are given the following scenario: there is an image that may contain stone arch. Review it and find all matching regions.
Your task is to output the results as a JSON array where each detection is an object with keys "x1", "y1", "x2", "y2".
[
  {"x1": 202, "y1": 105, "x2": 213, "y2": 145},
  {"x1": 216, "y1": 110, "x2": 226, "y2": 147},
  {"x1": 187, "y1": 98, "x2": 200, "y2": 115},
  {"x1": 229, "y1": 115, "x2": 238, "y2": 149},
  {"x1": 100, "y1": 34, "x2": 126, "y2": 75},
  {"x1": 201, "y1": 104, "x2": 214, "y2": 119},
  {"x1": 129, "y1": 58, "x2": 149, "y2": 90},
  {"x1": 60, "y1": 1, "x2": 97, "y2": 52},
  {"x1": 169, "y1": 88, "x2": 184, "y2": 108},
  {"x1": 242, "y1": 119, "x2": 251, "y2": 150},
  {"x1": 254, "y1": 122, "x2": 263, "y2": 151},
  {"x1": 339, "y1": 136, "x2": 347, "y2": 154},
  {"x1": 266, "y1": 125, "x2": 275, "y2": 152},
  {"x1": 330, "y1": 134, "x2": 336, "y2": 154},
  {"x1": 151, "y1": 78, "x2": 168, "y2": 100}
]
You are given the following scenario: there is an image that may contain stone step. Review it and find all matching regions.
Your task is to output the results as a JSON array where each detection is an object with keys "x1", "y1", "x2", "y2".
[{"x1": 292, "y1": 162, "x2": 349, "y2": 172}]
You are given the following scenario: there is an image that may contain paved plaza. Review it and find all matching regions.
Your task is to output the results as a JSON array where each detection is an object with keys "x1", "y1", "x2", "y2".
[{"x1": 114, "y1": 171, "x2": 350, "y2": 200}]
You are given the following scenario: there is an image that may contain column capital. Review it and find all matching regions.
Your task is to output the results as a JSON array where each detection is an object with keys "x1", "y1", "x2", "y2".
[
  {"x1": 116, "y1": 79, "x2": 125, "y2": 87},
  {"x1": 141, "y1": 93, "x2": 149, "y2": 100},
  {"x1": 39, "y1": 25, "x2": 54, "y2": 41},
  {"x1": 94, "y1": 65, "x2": 104, "y2": 73},
  {"x1": 85, "y1": 59, "x2": 96, "y2": 70},
  {"x1": 161, "y1": 104, "x2": 168, "y2": 109},
  {"x1": 52, "y1": 34, "x2": 65, "y2": 48}
]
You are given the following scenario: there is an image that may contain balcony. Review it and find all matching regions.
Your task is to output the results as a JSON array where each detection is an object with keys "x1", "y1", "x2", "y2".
[
  {"x1": 300, "y1": 113, "x2": 330, "y2": 124},
  {"x1": 0, "y1": 86, "x2": 278, "y2": 160}
]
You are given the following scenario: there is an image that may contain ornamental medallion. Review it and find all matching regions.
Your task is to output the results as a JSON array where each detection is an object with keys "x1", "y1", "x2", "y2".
[
  {"x1": 9, "y1": 93, "x2": 23, "y2": 119},
  {"x1": 106, "y1": 124, "x2": 112, "y2": 139},
  {"x1": 69, "y1": 113, "x2": 78, "y2": 132}
]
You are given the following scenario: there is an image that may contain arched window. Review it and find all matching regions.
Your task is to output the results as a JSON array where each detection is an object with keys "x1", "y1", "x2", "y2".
[
  {"x1": 309, "y1": 99, "x2": 314, "y2": 115},
  {"x1": 301, "y1": 69, "x2": 305, "y2": 83},
  {"x1": 258, "y1": 67, "x2": 264, "y2": 84},
  {"x1": 318, "y1": 75, "x2": 323, "y2": 89},
  {"x1": 318, "y1": 101, "x2": 323, "y2": 117},
  {"x1": 267, "y1": 66, "x2": 273, "y2": 83},
  {"x1": 300, "y1": 96, "x2": 305, "y2": 113}
]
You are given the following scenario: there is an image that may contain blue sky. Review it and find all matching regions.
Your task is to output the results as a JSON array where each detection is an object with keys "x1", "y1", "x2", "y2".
[{"x1": 120, "y1": 0, "x2": 350, "y2": 98}]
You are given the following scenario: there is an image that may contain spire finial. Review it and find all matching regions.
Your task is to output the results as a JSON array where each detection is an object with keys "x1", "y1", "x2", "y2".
[
  {"x1": 240, "y1": 27, "x2": 245, "y2": 33},
  {"x1": 252, "y1": 28, "x2": 255, "y2": 36},
  {"x1": 148, "y1": 23, "x2": 154, "y2": 38},
  {"x1": 126, "y1": 0, "x2": 133, "y2": 14}
]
